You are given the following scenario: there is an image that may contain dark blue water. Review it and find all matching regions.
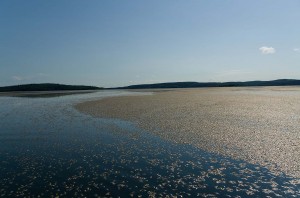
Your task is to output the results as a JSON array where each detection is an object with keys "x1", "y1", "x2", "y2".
[{"x1": 0, "y1": 91, "x2": 299, "y2": 197}]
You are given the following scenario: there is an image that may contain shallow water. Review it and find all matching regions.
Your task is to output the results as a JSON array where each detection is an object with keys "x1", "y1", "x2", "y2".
[{"x1": 0, "y1": 90, "x2": 299, "y2": 197}]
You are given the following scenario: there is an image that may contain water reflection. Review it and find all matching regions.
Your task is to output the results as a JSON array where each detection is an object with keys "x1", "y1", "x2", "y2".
[{"x1": 0, "y1": 92, "x2": 299, "y2": 197}]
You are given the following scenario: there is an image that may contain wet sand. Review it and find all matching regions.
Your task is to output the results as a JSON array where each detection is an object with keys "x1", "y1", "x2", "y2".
[{"x1": 75, "y1": 87, "x2": 300, "y2": 178}]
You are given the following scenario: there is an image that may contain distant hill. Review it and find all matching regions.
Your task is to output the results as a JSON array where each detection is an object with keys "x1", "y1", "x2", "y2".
[
  {"x1": 117, "y1": 79, "x2": 300, "y2": 89},
  {"x1": 0, "y1": 83, "x2": 102, "y2": 92}
]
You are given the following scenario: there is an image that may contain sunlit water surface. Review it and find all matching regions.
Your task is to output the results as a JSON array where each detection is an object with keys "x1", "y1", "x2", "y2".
[{"x1": 0, "y1": 90, "x2": 299, "y2": 197}]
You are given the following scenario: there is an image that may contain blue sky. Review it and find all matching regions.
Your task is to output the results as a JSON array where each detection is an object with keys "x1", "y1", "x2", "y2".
[{"x1": 1, "y1": 1, "x2": 300, "y2": 87}]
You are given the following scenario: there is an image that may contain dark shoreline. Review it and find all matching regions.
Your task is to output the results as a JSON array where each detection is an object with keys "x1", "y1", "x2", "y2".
[
  {"x1": 0, "y1": 83, "x2": 102, "y2": 93},
  {"x1": 0, "y1": 90, "x2": 99, "y2": 98},
  {"x1": 114, "y1": 79, "x2": 300, "y2": 89}
]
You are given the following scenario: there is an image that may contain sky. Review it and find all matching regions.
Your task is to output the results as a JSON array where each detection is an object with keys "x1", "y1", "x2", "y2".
[{"x1": 1, "y1": 0, "x2": 300, "y2": 87}]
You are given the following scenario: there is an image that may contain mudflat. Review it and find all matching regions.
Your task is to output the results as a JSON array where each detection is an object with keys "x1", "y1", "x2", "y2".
[{"x1": 75, "y1": 87, "x2": 300, "y2": 177}]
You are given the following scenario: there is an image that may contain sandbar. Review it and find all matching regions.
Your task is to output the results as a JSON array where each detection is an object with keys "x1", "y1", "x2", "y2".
[{"x1": 75, "y1": 87, "x2": 300, "y2": 177}]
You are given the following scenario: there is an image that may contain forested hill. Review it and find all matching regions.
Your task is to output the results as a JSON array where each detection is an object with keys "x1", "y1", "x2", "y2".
[
  {"x1": 0, "y1": 83, "x2": 102, "y2": 92},
  {"x1": 118, "y1": 79, "x2": 300, "y2": 89}
]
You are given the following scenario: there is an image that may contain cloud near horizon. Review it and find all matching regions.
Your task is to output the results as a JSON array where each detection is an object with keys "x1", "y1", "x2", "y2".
[
  {"x1": 11, "y1": 73, "x2": 49, "y2": 82},
  {"x1": 259, "y1": 46, "x2": 276, "y2": 54},
  {"x1": 12, "y1": 76, "x2": 23, "y2": 81}
]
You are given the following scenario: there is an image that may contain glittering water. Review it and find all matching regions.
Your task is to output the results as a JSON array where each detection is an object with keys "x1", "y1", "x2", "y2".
[{"x1": 0, "y1": 91, "x2": 299, "y2": 197}]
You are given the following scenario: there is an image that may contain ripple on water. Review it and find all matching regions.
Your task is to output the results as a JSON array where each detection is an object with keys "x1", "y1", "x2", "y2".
[{"x1": 0, "y1": 91, "x2": 300, "y2": 197}]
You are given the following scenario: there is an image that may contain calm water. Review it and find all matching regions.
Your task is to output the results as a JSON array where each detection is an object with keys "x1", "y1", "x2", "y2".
[{"x1": 0, "y1": 91, "x2": 299, "y2": 197}]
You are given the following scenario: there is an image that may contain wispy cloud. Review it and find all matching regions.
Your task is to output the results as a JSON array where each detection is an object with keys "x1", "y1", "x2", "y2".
[
  {"x1": 293, "y1": 48, "x2": 300, "y2": 52},
  {"x1": 216, "y1": 70, "x2": 253, "y2": 77},
  {"x1": 37, "y1": 73, "x2": 49, "y2": 77},
  {"x1": 259, "y1": 46, "x2": 276, "y2": 54},
  {"x1": 12, "y1": 76, "x2": 23, "y2": 81},
  {"x1": 12, "y1": 73, "x2": 49, "y2": 82}
]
